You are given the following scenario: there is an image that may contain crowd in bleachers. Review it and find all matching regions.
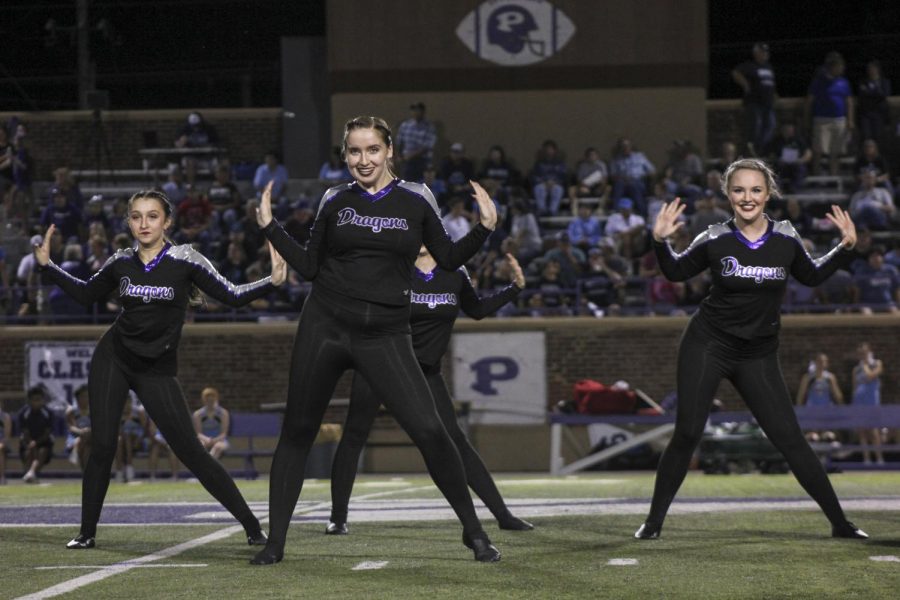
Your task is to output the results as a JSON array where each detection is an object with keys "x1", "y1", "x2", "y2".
[{"x1": 2, "y1": 47, "x2": 900, "y2": 322}]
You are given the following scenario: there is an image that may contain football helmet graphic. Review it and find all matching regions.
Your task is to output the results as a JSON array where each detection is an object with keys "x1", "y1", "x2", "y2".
[{"x1": 486, "y1": 5, "x2": 546, "y2": 57}]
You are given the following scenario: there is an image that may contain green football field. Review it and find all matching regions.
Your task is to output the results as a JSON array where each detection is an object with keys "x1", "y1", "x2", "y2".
[{"x1": 2, "y1": 472, "x2": 900, "y2": 599}]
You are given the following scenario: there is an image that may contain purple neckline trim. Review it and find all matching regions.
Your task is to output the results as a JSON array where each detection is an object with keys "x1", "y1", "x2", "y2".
[
  {"x1": 415, "y1": 267, "x2": 435, "y2": 282},
  {"x1": 140, "y1": 242, "x2": 171, "y2": 272},
  {"x1": 353, "y1": 178, "x2": 398, "y2": 202},
  {"x1": 730, "y1": 220, "x2": 773, "y2": 250}
]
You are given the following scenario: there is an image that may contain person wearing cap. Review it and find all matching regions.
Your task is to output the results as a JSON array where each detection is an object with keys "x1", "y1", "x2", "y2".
[
  {"x1": 731, "y1": 42, "x2": 777, "y2": 156},
  {"x1": 396, "y1": 101, "x2": 437, "y2": 183},
  {"x1": 174, "y1": 111, "x2": 219, "y2": 186},
  {"x1": 805, "y1": 51, "x2": 854, "y2": 176},
  {"x1": 83, "y1": 194, "x2": 111, "y2": 237},
  {"x1": 604, "y1": 197, "x2": 646, "y2": 258},
  {"x1": 40, "y1": 187, "x2": 83, "y2": 241},
  {"x1": 543, "y1": 231, "x2": 585, "y2": 286},
  {"x1": 439, "y1": 142, "x2": 475, "y2": 196}
]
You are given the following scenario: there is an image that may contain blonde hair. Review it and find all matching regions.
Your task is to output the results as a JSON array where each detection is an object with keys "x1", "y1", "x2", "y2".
[{"x1": 720, "y1": 158, "x2": 780, "y2": 199}]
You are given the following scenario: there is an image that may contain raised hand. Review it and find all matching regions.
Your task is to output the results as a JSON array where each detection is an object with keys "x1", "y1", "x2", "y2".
[
  {"x1": 506, "y1": 253, "x2": 525, "y2": 288},
  {"x1": 652, "y1": 198, "x2": 686, "y2": 243},
  {"x1": 268, "y1": 241, "x2": 287, "y2": 286},
  {"x1": 825, "y1": 204, "x2": 857, "y2": 249},
  {"x1": 33, "y1": 224, "x2": 55, "y2": 267},
  {"x1": 470, "y1": 180, "x2": 498, "y2": 231},
  {"x1": 256, "y1": 181, "x2": 274, "y2": 228}
]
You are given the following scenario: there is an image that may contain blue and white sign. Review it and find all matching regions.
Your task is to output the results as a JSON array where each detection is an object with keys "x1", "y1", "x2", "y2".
[
  {"x1": 26, "y1": 342, "x2": 95, "y2": 412},
  {"x1": 456, "y1": 0, "x2": 576, "y2": 66},
  {"x1": 452, "y1": 331, "x2": 546, "y2": 424}
]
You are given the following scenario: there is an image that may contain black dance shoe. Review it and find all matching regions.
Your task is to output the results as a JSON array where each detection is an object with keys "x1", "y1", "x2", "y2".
[
  {"x1": 247, "y1": 530, "x2": 268, "y2": 546},
  {"x1": 634, "y1": 522, "x2": 662, "y2": 539},
  {"x1": 832, "y1": 521, "x2": 869, "y2": 539},
  {"x1": 66, "y1": 534, "x2": 96, "y2": 549},
  {"x1": 325, "y1": 522, "x2": 349, "y2": 535},
  {"x1": 462, "y1": 531, "x2": 501, "y2": 563},
  {"x1": 249, "y1": 546, "x2": 283, "y2": 565},
  {"x1": 498, "y1": 515, "x2": 534, "y2": 531}
]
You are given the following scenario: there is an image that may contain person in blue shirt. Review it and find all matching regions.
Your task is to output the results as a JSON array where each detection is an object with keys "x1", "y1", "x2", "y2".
[
  {"x1": 851, "y1": 246, "x2": 900, "y2": 312},
  {"x1": 805, "y1": 52, "x2": 855, "y2": 176},
  {"x1": 530, "y1": 140, "x2": 567, "y2": 216},
  {"x1": 253, "y1": 150, "x2": 290, "y2": 212},
  {"x1": 567, "y1": 203, "x2": 603, "y2": 250}
]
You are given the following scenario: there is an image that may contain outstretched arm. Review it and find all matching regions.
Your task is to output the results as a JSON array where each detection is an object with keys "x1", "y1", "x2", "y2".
[
  {"x1": 459, "y1": 254, "x2": 524, "y2": 320},
  {"x1": 187, "y1": 248, "x2": 273, "y2": 308},
  {"x1": 423, "y1": 181, "x2": 494, "y2": 270},
  {"x1": 651, "y1": 199, "x2": 710, "y2": 281},
  {"x1": 36, "y1": 224, "x2": 118, "y2": 305},
  {"x1": 789, "y1": 205, "x2": 856, "y2": 287},
  {"x1": 258, "y1": 181, "x2": 325, "y2": 280}
]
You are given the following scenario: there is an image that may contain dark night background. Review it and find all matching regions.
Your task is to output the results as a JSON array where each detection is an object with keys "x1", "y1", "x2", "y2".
[{"x1": 1, "y1": 0, "x2": 899, "y2": 110}]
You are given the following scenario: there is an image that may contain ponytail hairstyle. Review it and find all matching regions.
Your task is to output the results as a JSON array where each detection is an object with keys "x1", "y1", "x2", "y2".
[
  {"x1": 341, "y1": 115, "x2": 395, "y2": 175},
  {"x1": 127, "y1": 189, "x2": 203, "y2": 307}
]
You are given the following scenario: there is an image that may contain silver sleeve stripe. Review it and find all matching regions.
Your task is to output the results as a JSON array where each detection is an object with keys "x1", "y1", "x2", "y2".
[
  {"x1": 167, "y1": 245, "x2": 271, "y2": 297},
  {"x1": 318, "y1": 183, "x2": 352, "y2": 218},
  {"x1": 773, "y1": 219, "x2": 842, "y2": 268},
  {"x1": 664, "y1": 223, "x2": 728, "y2": 259},
  {"x1": 398, "y1": 180, "x2": 441, "y2": 217},
  {"x1": 45, "y1": 249, "x2": 130, "y2": 285}
]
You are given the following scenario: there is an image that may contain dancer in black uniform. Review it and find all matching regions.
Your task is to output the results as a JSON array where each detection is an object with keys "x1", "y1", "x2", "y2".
[
  {"x1": 34, "y1": 190, "x2": 286, "y2": 550},
  {"x1": 252, "y1": 116, "x2": 501, "y2": 564},
  {"x1": 635, "y1": 158, "x2": 867, "y2": 540},
  {"x1": 327, "y1": 247, "x2": 533, "y2": 535}
]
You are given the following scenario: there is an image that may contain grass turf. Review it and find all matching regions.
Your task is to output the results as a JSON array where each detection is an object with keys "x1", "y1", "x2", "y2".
[{"x1": 2, "y1": 472, "x2": 900, "y2": 599}]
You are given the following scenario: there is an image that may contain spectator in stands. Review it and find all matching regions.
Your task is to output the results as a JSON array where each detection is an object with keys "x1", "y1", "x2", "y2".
[
  {"x1": 18, "y1": 385, "x2": 54, "y2": 483},
  {"x1": 849, "y1": 169, "x2": 895, "y2": 230},
  {"x1": 422, "y1": 166, "x2": 448, "y2": 206},
  {"x1": 688, "y1": 190, "x2": 730, "y2": 238},
  {"x1": 704, "y1": 170, "x2": 729, "y2": 209},
  {"x1": 41, "y1": 187, "x2": 83, "y2": 242},
  {"x1": 318, "y1": 146, "x2": 352, "y2": 188},
  {"x1": 852, "y1": 342, "x2": 885, "y2": 464},
  {"x1": 235, "y1": 199, "x2": 265, "y2": 262},
  {"x1": 604, "y1": 197, "x2": 646, "y2": 259},
  {"x1": 193, "y1": 387, "x2": 230, "y2": 461},
  {"x1": 664, "y1": 140, "x2": 704, "y2": 209},
  {"x1": 544, "y1": 232, "x2": 585, "y2": 284},
  {"x1": 116, "y1": 396, "x2": 145, "y2": 483},
  {"x1": 805, "y1": 51, "x2": 854, "y2": 176},
  {"x1": 174, "y1": 185, "x2": 214, "y2": 252},
  {"x1": 13, "y1": 234, "x2": 43, "y2": 319},
  {"x1": 785, "y1": 198, "x2": 813, "y2": 238},
  {"x1": 219, "y1": 242, "x2": 249, "y2": 285},
  {"x1": 478, "y1": 145, "x2": 520, "y2": 190},
  {"x1": 568, "y1": 147, "x2": 608, "y2": 213},
  {"x1": 857, "y1": 60, "x2": 892, "y2": 145},
  {"x1": 797, "y1": 352, "x2": 843, "y2": 407},
  {"x1": 610, "y1": 137, "x2": 655, "y2": 215},
  {"x1": 708, "y1": 141, "x2": 739, "y2": 172},
  {"x1": 852, "y1": 245, "x2": 900, "y2": 313},
  {"x1": 567, "y1": 202, "x2": 603, "y2": 250},
  {"x1": 731, "y1": 42, "x2": 777, "y2": 155},
  {"x1": 646, "y1": 181, "x2": 673, "y2": 234},
  {"x1": 535, "y1": 258, "x2": 570, "y2": 308},
  {"x1": 65, "y1": 384, "x2": 92, "y2": 470},
  {"x1": 253, "y1": 150, "x2": 289, "y2": 206},
  {"x1": 530, "y1": 140, "x2": 567, "y2": 216},
  {"x1": 855, "y1": 139, "x2": 894, "y2": 198},
  {"x1": 8, "y1": 121, "x2": 34, "y2": 219},
  {"x1": 174, "y1": 111, "x2": 219, "y2": 185},
  {"x1": 283, "y1": 200, "x2": 315, "y2": 246},
  {"x1": 0, "y1": 399, "x2": 11, "y2": 485},
  {"x1": 148, "y1": 418, "x2": 179, "y2": 481},
  {"x1": 82, "y1": 195, "x2": 110, "y2": 239},
  {"x1": 52, "y1": 167, "x2": 84, "y2": 209},
  {"x1": 765, "y1": 122, "x2": 813, "y2": 193},
  {"x1": 162, "y1": 165, "x2": 188, "y2": 206},
  {"x1": 86, "y1": 234, "x2": 110, "y2": 275},
  {"x1": 48, "y1": 243, "x2": 90, "y2": 321},
  {"x1": 396, "y1": 102, "x2": 436, "y2": 182},
  {"x1": 509, "y1": 198, "x2": 542, "y2": 263},
  {"x1": 442, "y1": 195, "x2": 473, "y2": 242},
  {"x1": 207, "y1": 164, "x2": 243, "y2": 232},
  {"x1": 440, "y1": 143, "x2": 476, "y2": 197}
]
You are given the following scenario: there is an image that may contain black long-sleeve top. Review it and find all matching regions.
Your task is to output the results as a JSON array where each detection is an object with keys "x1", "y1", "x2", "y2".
[
  {"x1": 263, "y1": 179, "x2": 491, "y2": 307},
  {"x1": 654, "y1": 217, "x2": 852, "y2": 340},
  {"x1": 410, "y1": 266, "x2": 521, "y2": 367},
  {"x1": 39, "y1": 243, "x2": 273, "y2": 367}
]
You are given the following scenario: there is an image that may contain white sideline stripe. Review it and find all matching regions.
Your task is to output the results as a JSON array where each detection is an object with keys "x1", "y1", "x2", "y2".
[
  {"x1": 869, "y1": 555, "x2": 900, "y2": 562},
  {"x1": 35, "y1": 564, "x2": 208, "y2": 570},
  {"x1": 607, "y1": 558, "x2": 638, "y2": 566},
  {"x1": 15, "y1": 485, "x2": 434, "y2": 600},
  {"x1": 352, "y1": 561, "x2": 389, "y2": 571}
]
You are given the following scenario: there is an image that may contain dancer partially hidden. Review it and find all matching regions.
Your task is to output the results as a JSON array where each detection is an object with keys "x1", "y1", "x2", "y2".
[
  {"x1": 34, "y1": 190, "x2": 286, "y2": 550},
  {"x1": 252, "y1": 115, "x2": 501, "y2": 565},
  {"x1": 327, "y1": 247, "x2": 532, "y2": 535},
  {"x1": 635, "y1": 158, "x2": 867, "y2": 540}
]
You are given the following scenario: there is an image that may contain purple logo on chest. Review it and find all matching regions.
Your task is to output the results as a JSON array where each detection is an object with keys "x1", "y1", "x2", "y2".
[
  {"x1": 119, "y1": 276, "x2": 175, "y2": 303},
  {"x1": 336, "y1": 207, "x2": 408, "y2": 233},
  {"x1": 720, "y1": 256, "x2": 786, "y2": 283}
]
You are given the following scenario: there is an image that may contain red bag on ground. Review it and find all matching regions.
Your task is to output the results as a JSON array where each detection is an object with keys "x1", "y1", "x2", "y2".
[{"x1": 573, "y1": 379, "x2": 637, "y2": 414}]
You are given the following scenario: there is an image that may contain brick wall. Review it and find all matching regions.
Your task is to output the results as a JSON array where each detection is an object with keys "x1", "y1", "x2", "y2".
[
  {"x1": 0, "y1": 108, "x2": 282, "y2": 180},
  {"x1": 2, "y1": 315, "x2": 898, "y2": 414}
]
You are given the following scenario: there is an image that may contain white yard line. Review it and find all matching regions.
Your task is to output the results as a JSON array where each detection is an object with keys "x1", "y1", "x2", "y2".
[
  {"x1": 15, "y1": 485, "x2": 434, "y2": 600},
  {"x1": 35, "y1": 563, "x2": 208, "y2": 570},
  {"x1": 351, "y1": 561, "x2": 389, "y2": 571}
]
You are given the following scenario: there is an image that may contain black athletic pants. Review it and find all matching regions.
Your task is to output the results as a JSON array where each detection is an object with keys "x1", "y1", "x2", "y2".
[
  {"x1": 645, "y1": 316, "x2": 850, "y2": 528},
  {"x1": 266, "y1": 286, "x2": 486, "y2": 552},
  {"x1": 330, "y1": 364, "x2": 513, "y2": 525},
  {"x1": 81, "y1": 333, "x2": 259, "y2": 538}
]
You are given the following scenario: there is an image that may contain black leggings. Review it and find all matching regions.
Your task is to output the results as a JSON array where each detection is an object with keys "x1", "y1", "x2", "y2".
[
  {"x1": 266, "y1": 286, "x2": 485, "y2": 551},
  {"x1": 81, "y1": 333, "x2": 259, "y2": 538},
  {"x1": 330, "y1": 365, "x2": 513, "y2": 525},
  {"x1": 645, "y1": 317, "x2": 849, "y2": 528}
]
